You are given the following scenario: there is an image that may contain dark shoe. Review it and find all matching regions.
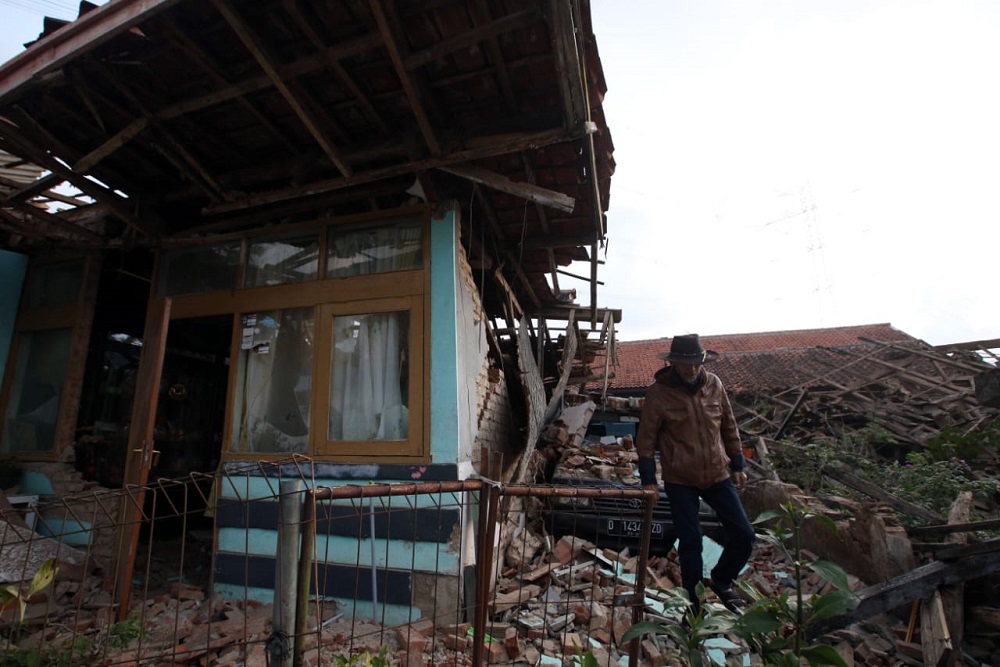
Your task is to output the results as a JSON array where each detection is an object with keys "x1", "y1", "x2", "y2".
[{"x1": 709, "y1": 581, "x2": 745, "y2": 613}]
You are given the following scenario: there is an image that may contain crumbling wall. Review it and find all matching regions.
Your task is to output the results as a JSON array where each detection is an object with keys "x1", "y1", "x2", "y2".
[
  {"x1": 742, "y1": 480, "x2": 915, "y2": 585},
  {"x1": 16, "y1": 456, "x2": 121, "y2": 570}
]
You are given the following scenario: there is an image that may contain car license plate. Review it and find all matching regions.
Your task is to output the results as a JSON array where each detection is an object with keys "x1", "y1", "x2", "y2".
[{"x1": 606, "y1": 518, "x2": 664, "y2": 538}]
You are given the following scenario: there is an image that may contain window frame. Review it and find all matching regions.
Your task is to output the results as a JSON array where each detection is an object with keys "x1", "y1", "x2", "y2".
[
  {"x1": 312, "y1": 295, "x2": 426, "y2": 460},
  {"x1": 0, "y1": 255, "x2": 99, "y2": 460},
  {"x1": 161, "y1": 207, "x2": 432, "y2": 463}
]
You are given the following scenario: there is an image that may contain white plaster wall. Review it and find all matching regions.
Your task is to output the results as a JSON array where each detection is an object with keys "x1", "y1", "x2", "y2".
[{"x1": 453, "y1": 235, "x2": 489, "y2": 467}]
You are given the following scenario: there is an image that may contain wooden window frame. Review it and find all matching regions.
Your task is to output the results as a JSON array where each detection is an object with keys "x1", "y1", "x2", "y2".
[
  {"x1": 312, "y1": 295, "x2": 427, "y2": 461},
  {"x1": 161, "y1": 207, "x2": 432, "y2": 463}
]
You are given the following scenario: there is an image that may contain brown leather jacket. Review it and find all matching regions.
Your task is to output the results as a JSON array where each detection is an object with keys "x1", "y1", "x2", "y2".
[{"x1": 636, "y1": 366, "x2": 744, "y2": 489}]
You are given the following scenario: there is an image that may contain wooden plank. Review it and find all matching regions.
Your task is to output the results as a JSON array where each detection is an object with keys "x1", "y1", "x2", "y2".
[
  {"x1": 212, "y1": 0, "x2": 353, "y2": 178},
  {"x1": 821, "y1": 465, "x2": 945, "y2": 524},
  {"x1": 0, "y1": 0, "x2": 183, "y2": 104},
  {"x1": 438, "y1": 163, "x2": 575, "y2": 213},
  {"x1": 806, "y1": 550, "x2": 1000, "y2": 641},
  {"x1": 908, "y1": 517, "x2": 1000, "y2": 538},
  {"x1": 938, "y1": 492, "x2": 971, "y2": 667},
  {"x1": 369, "y1": 0, "x2": 441, "y2": 155},
  {"x1": 114, "y1": 297, "x2": 171, "y2": 622},
  {"x1": 919, "y1": 590, "x2": 953, "y2": 667},
  {"x1": 73, "y1": 117, "x2": 149, "y2": 173},
  {"x1": 202, "y1": 125, "x2": 584, "y2": 215}
]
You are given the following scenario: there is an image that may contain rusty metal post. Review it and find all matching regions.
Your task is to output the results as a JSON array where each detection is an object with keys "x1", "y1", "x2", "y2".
[
  {"x1": 471, "y1": 481, "x2": 500, "y2": 666},
  {"x1": 292, "y1": 488, "x2": 317, "y2": 667},
  {"x1": 273, "y1": 480, "x2": 302, "y2": 667},
  {"x1": 628, "y1": 486, "x2": 657, "y2": 667}
]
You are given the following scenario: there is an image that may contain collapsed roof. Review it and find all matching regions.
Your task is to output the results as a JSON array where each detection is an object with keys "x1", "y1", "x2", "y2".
[{"x1": 0, "y1": 0, "x2": 615, "y2": 322}]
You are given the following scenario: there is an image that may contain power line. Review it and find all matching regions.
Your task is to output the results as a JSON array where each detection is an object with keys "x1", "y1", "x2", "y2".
[{"x1": 0, "y1": 0, "x2": 81, "y2": 20}]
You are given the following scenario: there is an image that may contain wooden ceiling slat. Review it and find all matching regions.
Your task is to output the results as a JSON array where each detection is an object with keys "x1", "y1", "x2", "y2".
[
  {"x1": 369, "y1": 0, "x2": 441, "y2": 155},
  {"x1": 87, "y1": 58, "x2": 230, "y2": 203},
  {"x1": 213, "y1": 0, "x2": 354, "y2": 178},
  {"x1": 0, "y1": 119, "x2": 156, "y2": 237},
  {"x1": 283, "y1": 0, "x2": 390, "y2": 136},
  {"x1": 0, "y1": 0, "x2": 182, "y2": 104},
  {"x1": 437, "y1": 163, "x2": 574, "y2": 213},
  {"x1": 404, "y1": 6, "x2": 540, "y2": 73},
  {"x1": 202, "y1": 126, "x2": 584, "y2": 215},
  {"x1": 74, "y1": 117, "x2": 149, "y2": 173},
  {"x1": 163, "y1": 20, "x2": 299, "y2": 154}
]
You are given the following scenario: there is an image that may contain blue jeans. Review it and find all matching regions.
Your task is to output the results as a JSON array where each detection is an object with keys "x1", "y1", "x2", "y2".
[{"x1": 664, "y1": 478, "x2": 755, "y2": 601}]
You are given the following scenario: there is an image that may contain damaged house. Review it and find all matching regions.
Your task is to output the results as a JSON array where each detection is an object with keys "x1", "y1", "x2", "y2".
[{"x1": 0, "y1": 0, "x2": 619, "y2": 634}]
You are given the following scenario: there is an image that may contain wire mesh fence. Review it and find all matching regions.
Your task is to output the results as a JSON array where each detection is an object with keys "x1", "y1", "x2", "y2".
[{"x1": 0, "y1": 460, "x2": 663, "y2": 666}]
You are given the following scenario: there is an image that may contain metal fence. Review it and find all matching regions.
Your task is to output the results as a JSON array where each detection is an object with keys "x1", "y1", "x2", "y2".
[{"x1": 0, "y1": 461, "x2": 662, "y2": 666}]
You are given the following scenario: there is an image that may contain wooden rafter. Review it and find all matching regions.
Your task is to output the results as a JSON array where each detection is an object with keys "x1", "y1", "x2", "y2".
[
  {"x1": 472, "y1": 185, "x2": 542, "y2": 311},
  {"x1": 74, "y1": 117, "x2": 149, "y2": 174},
  {"x1": 369, "y1": 0, "x2": 441, "y2": 155},
  {"x1": 202, "y1": 126, "x2": 586, "y2": 215},
  {"x1": 518, "y1": 152, "x2": 558, "y2": 289},
  {"x1": 3, "y1": 198, "x2": 104, "y2": 242},
  {"x1": 160, "y1": 35, "x2": 381, "y2": 120},
  {"x1": 0, "y1": 121, "x2": 155, "y2": 237},
  {"x1": 547, "y1": 0, "x2": 587, "y2": 130},
  {"x1": 213, "y1": 0, "x2": 353, "y2": 178},
  {"x1": 0, "y1": 171, "x2": 62, "y2": 203},
  {"x1": 86, "y1": 57, "x2": 230, "y2": 203},
  {"x1": 405, "y1": 5, "x2": 540, "y2": 77},
  {"x1": 283, "y1": 0, "x2": 390, "y2": 136},
  {"x1": 0, "y1": 0, "x2": 181, "y2": 103},
  {"x1": 162, "y1": 20, "x2": 298, "y2": 153},
  {"x1": 437, "y1": 163, "x2": 574, "y2": 213}
]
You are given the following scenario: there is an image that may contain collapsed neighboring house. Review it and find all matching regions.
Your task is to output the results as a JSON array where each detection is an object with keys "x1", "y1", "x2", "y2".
[
  {"x1": 0, "y1": 0, "x2": 618, "y2": 623},
  {"x1": 598, "y1": 323, "x2": 1000, "y2": 453}
]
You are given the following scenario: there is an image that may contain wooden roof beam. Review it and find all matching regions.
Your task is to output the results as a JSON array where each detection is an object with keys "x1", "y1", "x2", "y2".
[
  {"x1": 74, "y1": 117, "x2": 149, "y2": 174},
  {"x1": 213, "y1": 0, "x2": 353, "y2": 178},
  {"x1": 405, "y1": 6, "x2": 541, "y2": 74},
  {"x1": 283, "y1": 0, "x2": 390, "y2": 136},
  {"x1": 0, "y1": 171, "x2": 63, "y2": 203},
  {"x1": 369, "y1": 0, "x2": 441, "y2": 155},
  {"x1": 0, "y1": 121, "x2": 156, "y2": 237},
  {"x1": 472, "y1": 186, "x2": 542, "y2": 311},
  {"x1": 0, "y1": 209, "x2": 46, "y2": 241},
  {"x1": 0, "y1": 0, "x2": 181, "y2": 104},
  {"x1": 3, "y1": 198, "x2": 104, "y2": 242},
  {"x1": 161, "y1": 34, "x2": 382, "y2": 121},
  {"x1": 438, "y1": 163, "x2": 574, "y2": 213},
  {"x1": 162, "y1": 20, "x2": 299, "y2": 154},
  {"x1": 519, "y1": 151, "x2": 558, "y2": 290},
  {"x1": 85, "y1": 58, "x2": 230, "y2": 203},
  {"x1": 203, "y1": 125, "x2": 587, "y2": 215},
  {"x1": 547, "y1": 0, "x2": 587, "y2": 130}
]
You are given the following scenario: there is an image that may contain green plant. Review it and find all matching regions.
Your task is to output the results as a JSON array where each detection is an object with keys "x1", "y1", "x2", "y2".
[
  {"x1": 877, "y1": 453, "x2": 999, "y2": 523},
  {"x1": 622, "y1": 502, "x2": 860, "y2": 666},
  {"x1": 331, "y1": 646, "x2": 389, "y2": 666},
  {"x1": 108, "y1": 615, "x2": 145, "y2": 648},
  {"x1": 927, "y1": 421, "x2": 1000, "y2": 464},
  {"x1": 621, "y1": 584, "x2": 740, "y2": 667},
  {"x1": 732, "y1": 502, "x2": 859, "y2": 666},
  {"x1": 0, "y1": 558, "x2": 57, "y2": 623}
]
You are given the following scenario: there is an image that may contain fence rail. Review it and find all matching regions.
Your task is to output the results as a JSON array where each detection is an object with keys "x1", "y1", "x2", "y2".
[{"x1": 0, "y1": 460, "x2": 662, "y2": 666}]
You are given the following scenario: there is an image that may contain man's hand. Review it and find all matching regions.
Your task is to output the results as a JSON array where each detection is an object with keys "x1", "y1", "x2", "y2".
[
  {"x1": 732, "y1": 471, "x2": 748, "y2": 492},
  {"x1": 643, "y1": 484, "x2": 660, "y2": 506}
]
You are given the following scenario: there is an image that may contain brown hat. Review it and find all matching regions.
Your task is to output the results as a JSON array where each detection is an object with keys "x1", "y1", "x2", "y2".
[{"x1": 657, "y1": 334, "x2": 719, "y2": 364}]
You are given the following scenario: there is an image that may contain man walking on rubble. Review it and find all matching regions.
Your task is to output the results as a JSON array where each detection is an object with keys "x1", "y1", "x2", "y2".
[{"x1": 635, "y1": 333, "x2": 755, "y2": 614}]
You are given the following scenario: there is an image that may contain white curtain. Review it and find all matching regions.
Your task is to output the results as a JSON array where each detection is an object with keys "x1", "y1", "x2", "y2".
[{"x1": 329, "y1": 312, "x2": 408, "y2": 441}]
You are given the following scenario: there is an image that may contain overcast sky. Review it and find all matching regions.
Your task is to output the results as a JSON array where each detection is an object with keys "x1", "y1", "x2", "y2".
[{"x1": 1, "y1": 1, "x2": 996, "y2": 347}]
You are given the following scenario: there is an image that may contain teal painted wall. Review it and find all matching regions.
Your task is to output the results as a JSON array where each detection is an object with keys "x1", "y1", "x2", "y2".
[
  {"x1": 0, "y1": 249, "x2": 28, "y2": 380},
  {"x1": 429, "y1": 204, "x2": 460, "y2": 463}
]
